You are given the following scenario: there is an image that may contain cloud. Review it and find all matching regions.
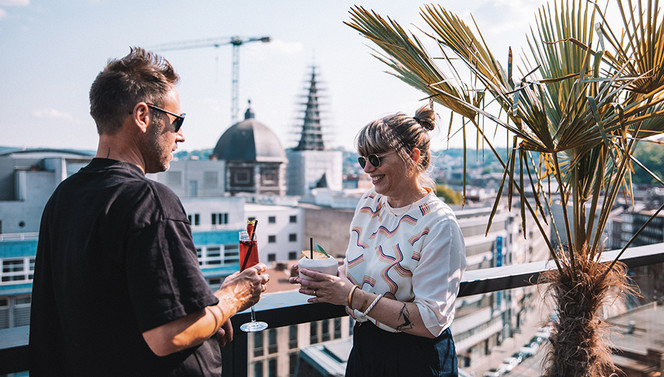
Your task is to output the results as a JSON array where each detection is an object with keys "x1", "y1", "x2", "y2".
[
  {"x1": 32, "y1": 108, "x2": 74, "y2": 121},
  {"x1": 242, "y1": 38, "x2": 303, "y2": 62},
  {"x1": 0, "y1": 0, "x2": 29, "y2": 5},
  {"x1": 264, "y1": 39, "x2": 304, "y2": 55}
]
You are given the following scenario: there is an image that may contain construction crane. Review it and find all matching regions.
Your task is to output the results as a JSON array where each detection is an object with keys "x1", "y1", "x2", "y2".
[{"x1": 151, "y1": 36, "x2": 271, "y2": 124}]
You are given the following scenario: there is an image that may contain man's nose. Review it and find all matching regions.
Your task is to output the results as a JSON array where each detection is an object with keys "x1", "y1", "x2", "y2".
[{"x1": 176, "y1": 130, "x2": 185, "y2": 143}]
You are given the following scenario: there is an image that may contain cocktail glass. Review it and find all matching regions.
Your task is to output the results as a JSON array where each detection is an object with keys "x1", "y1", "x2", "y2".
[
  {"x1": 298, "y1": 252, "x2": 339, "y2": 279},
  {"x1": 239, "y1": 230, "x2": 268, "y2": 332}
]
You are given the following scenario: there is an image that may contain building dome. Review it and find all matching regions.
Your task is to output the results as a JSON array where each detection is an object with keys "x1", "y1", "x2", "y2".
[{"x1": 213, "y1": 104, "x2": 286, "y2": 162}]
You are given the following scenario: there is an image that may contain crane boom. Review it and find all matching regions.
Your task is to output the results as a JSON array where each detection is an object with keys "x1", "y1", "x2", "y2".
[{"x1": 150, "y1": 36, "x2": 271, "y2": 124}]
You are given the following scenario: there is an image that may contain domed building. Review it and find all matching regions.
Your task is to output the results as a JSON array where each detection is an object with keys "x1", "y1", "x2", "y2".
[{"x1": 212, "y1": 103, "x2": 287, "y2": 195}]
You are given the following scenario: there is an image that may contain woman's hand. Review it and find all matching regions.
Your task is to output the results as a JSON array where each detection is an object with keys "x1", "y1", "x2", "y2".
[
  {"x1": 297, "y1": 268, "x2": 353, "y2": 306},
  {"x1": 288, "y1": 264, "x2": 299, "y2": 284}
]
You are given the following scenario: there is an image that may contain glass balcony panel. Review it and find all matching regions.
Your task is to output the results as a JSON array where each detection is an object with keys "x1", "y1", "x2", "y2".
[{"x1": 2, "y1": 244, "x2": 662, "y2": 376}]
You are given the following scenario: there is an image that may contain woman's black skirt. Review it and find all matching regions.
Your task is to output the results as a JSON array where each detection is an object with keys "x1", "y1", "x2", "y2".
[{"x1": 345, "y1": 322, "x2": 458, "y2": 377}]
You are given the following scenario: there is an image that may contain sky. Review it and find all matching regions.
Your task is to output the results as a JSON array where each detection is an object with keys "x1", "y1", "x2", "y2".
[{"x1": 0, "y1": 0, "x2": 554, "y2": 152}]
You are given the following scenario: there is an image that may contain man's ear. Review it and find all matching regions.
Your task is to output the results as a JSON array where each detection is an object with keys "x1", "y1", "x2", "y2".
[{"x1": 131, "y1": 102, "x2": 150, "y2": 133}]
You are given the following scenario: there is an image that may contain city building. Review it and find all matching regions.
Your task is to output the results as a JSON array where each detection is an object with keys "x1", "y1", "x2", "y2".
[
  {"x1": 148, "y1": 158, "x2": 227, "y2": 198},
  {"x1": 286, "y1": 66, "x2": 342, "y2": 196},
  {"x1": 609, "y1": 302, "x2": 664, "y2": 376},
  {"x1": 0, "y1": 148, "x2": 94, "y2": 234},
  {"x1": 608, "y1": 200, "x2": 664, "y2": 305},
  {"x1": 212, "y1": 102, "x2": 288, "y2": 196}
]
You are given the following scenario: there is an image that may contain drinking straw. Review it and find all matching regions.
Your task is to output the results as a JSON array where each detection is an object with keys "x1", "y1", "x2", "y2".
[
  {"x1": 310, "y1": 237, "x2": 313, "y2": 259},
  {"x1": 241, "y1": 220, "x2": 258, "y2": 271}
]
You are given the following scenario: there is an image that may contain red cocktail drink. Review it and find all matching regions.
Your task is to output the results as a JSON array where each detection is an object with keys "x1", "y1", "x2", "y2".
[
  {"x1": 239, "y1": 220, "x2": 268, "y2": 332},
  {"x1": 240, "y1": 237, "x2": 259, "y2": 271}
]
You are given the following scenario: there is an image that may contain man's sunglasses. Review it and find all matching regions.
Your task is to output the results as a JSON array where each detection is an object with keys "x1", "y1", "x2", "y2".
[
  {"x1": 147, "y1": 104, "x2": 186, "y2": 132},
  {"x1": 358, "y1": 154, "x2": 383, "y2": 169}
]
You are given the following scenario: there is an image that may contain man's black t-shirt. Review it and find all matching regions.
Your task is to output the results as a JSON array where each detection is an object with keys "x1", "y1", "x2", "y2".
[{"x1": 29, "y1": 158, "x2": 221, "y2": 376}]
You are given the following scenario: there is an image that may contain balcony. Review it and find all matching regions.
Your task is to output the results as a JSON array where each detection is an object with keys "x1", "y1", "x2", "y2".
[{"x1": 2, "y1": 243, "x2": 663, "y2": 376}]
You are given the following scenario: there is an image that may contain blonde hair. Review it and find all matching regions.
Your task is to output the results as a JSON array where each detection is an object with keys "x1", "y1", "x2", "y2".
[{"x1": 355, "y1": 105, "x2": 437, "y2": 189}]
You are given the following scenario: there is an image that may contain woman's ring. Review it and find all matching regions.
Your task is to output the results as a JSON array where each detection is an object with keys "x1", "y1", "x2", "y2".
[{"x1": 314, "y1": 290, "x2": 317, "y2": 296}]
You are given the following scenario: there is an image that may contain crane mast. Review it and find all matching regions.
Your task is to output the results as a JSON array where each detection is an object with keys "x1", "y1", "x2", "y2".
[{"x1": 151, "y1": 36, "x2": 271, "y2": 124}]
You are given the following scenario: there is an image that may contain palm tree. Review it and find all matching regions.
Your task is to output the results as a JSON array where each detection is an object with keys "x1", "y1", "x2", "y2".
[{"x1": 346, "y1": 1, "x2": 664, "y2": 376}]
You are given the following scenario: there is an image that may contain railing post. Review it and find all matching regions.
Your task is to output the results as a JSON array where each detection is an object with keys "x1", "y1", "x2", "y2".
[{"x1": 222, "y1": 320, "x2": 248, "y2": 377}]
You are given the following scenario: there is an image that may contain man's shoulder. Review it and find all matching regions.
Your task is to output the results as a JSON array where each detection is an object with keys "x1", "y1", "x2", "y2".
[
  {"x1": 123, "y1": 177, "x2": 185, "y2": 224},
  {"x1": 67, "y1": 159, "x2": 186, "y2": 223}
]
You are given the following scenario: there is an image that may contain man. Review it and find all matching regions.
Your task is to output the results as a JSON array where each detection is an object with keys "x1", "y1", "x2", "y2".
[{"x1": 29, "y1": 47, "x2": 269, "y2": 376}]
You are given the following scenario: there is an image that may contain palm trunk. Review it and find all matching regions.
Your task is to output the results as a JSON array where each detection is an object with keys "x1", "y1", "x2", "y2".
[{"x1": 541, "y1": 258, "x2": 634, "y2": 377}]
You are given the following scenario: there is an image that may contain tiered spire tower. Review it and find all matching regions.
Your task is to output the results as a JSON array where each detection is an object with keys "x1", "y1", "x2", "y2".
[{"x1": 294, "y1": 66, "x2": 325, "y2": 151}]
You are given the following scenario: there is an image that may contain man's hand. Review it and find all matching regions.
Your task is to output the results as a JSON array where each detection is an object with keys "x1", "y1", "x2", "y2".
[
  {"x1": 219, "y1": 263, "x2": 269, "y2": 313},
  {"x1": 215, "y1": 319, "x2": 233, "y2": 347}
]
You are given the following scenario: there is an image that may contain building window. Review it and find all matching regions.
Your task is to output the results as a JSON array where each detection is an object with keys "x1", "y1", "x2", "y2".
[
  {"x1": 334, "y1": 318, "x2": 342, "y2": 339},
  {"x1": 230, "y1": 167, "x2": 253, "y2": 187},
  {"x1": 0, "y1": 298, "x2": 8, "y2": 329},
  {"x1": 211, "y1": 213, "x2": 229, "y2": 225},
  {"x1": 188, "y1": 180, "x2": 198, "y2": 197},
  {"x1": 187, "y1": 214, "x2": 200, "y2": 226},
  {"x1": 267, "y1": 253, "x2": 276, "y2": 262},
  {"x1": 322, "y1": 319, "x2": 330, "y2": 341},
  {"x1": 268, "y1": 358, "x2": 277, "y2": 377},
  {"x1": 289, "y1": 353, "x2": 298, "y2": 376},
  {"x1": 268, "y1": 235, "x2": 276, "y2": 243},
  {"x1": 288, "y1": 326, "x2": 298, "y2": 349},
  {"x1": 261, "y1": 167, "x2": 279, "y2": 187},
  {"x1": 253, "y1": 361, "x2": 263, "y2": 377},
  {"x1": 288, "y1": 251, "x2": 297, "y2": 260},
  {"x1": 268, "y1": 328, "x2": 278, "y2": 354},
  {"x1": 167, "y1": 171, "x2": 182, "y2": 186},
  {"x1": 289, "y1": 215, "x2": 297, "y2": 223},
  {"x1": 1, "y1": 258, "x2": 33, "y2": 282},
  {"x1": 203, "y1": 171, "x2": 218, "y2": 188},
  {"x1": 203, "y1": 246, "x2": 222, "y2": 266},
  {"x1": 289, "y1": 233, "x2": 297, "y2": 242},
  {"x1": 268, "y1": 216, "x2": 276, "y2": 224},
  {"x1": 254, "y1": 331, "x2": 264, "y2": 357},
  {"x1": 224, "y1": 244, "x2": 240, "y2": 264},
  {"x1": 13, "y1": 296, "x2": 31, "y2": 327},
  {"x1": 310, "y1": 321, "x2": 319, "y2": 344}
]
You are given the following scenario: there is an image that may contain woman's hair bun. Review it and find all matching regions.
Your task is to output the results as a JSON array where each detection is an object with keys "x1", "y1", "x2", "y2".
[{"x1": 413, "y1": 105, "x2": 436, "y2": 131}]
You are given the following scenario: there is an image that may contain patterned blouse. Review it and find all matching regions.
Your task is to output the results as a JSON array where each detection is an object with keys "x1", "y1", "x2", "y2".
[{"x1": 345, "y1": 188, "x2": 466, "y2": 336}]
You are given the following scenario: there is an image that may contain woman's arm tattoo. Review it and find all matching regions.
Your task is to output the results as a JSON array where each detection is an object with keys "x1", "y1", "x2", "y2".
[{"x1": 395, "y1": 303, "x2": 413, "y2": 331}]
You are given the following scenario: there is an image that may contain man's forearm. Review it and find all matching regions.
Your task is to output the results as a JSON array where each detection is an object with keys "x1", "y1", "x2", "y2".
[{"x1": 142, "y1": 286, "x2": 242, "y2": 356}]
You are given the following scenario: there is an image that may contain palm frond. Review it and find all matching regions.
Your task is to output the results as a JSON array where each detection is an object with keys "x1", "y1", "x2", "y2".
[
  {"x1": 345, "y1": 0, "x2": 664, "y2": 282},
  {"x1": 345, "y1": 6, "x2": 477, "y2": 120}
]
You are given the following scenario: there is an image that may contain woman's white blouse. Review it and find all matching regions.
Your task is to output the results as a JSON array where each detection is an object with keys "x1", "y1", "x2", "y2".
[{"x1": 345, "y1": 188, "x2": 466, "y2": 336}]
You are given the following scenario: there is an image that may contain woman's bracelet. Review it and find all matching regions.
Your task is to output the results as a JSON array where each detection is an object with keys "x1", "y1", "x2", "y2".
[
  {"x1": 347, "y1": 285, "x2": 358, "y2": 309},
  {"x1": 362, "y1": 293, "x2": 384, "y2": 316}
]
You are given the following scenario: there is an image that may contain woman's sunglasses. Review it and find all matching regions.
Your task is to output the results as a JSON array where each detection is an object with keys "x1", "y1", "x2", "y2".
[{"x1": 358, "y1": 154, "x2": 383, "y2": 169}]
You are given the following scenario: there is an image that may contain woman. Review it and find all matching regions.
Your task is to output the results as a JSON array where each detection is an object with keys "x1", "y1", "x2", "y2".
[{"x1": 292, "y1": 105, "x2": 466, "y2": 376}]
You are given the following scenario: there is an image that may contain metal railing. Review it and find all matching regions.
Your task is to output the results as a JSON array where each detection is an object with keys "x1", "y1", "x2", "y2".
[{"x1": 2, "y1": 243, "x2": 663, "y2": 376}]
